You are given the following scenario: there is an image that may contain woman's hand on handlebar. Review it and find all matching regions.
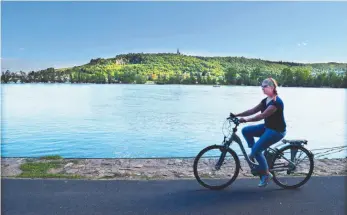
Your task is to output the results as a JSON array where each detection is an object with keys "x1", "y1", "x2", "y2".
[{"x1": 228, "y1": 113, "x2": 246, "y2": 124}]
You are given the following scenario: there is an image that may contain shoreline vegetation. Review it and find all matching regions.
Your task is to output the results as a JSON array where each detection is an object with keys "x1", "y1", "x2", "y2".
[
  {"x1": 1, "y1": 53, "x2": 347, "y2": 88},
  {"x1": 2, "y1": 156, "x2": 346, "y2": 180}
]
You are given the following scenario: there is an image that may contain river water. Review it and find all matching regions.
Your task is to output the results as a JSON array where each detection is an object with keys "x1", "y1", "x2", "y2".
[{"x1": 1, "y1": 84, "x2": 346, "y2": 158}]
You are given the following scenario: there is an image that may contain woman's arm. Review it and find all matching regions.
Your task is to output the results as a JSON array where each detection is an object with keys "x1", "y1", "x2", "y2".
[
  {"x1": 245, "y1": 105, "x2": 277, "y2": 122},
  {"x1": 235, "y1": 102, "x2": 263, "y2": 117}
]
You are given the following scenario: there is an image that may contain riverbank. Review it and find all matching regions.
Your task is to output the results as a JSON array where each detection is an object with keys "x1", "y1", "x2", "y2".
[
  {"x1": 1, "y1": 157, "x2": 346, "y2": 180},
  {"x1": 0, "y1": 82, "x2": 342, "y2": 89}
]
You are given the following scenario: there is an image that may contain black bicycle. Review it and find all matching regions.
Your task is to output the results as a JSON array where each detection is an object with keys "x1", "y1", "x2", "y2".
[{"x1": 193, "y1": 113, "x2": 315, "y2": 190}]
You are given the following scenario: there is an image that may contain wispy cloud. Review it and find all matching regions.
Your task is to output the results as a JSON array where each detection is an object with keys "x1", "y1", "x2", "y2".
[
  {"x1": 19, "y1": 48, "x2": 25, "y2": 51},
  {"x1": 297, "y1": 41, "x2": 308, "y2": 47}
]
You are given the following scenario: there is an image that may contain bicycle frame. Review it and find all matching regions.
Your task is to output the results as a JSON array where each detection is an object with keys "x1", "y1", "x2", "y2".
[{"x1": 217, "y1": 119, "x2": 296, "y2": 174}]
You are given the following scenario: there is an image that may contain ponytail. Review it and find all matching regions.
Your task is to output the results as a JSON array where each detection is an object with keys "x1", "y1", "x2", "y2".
[{"x1": 268, "y1": 77, "x2": 278, "y2": 101}]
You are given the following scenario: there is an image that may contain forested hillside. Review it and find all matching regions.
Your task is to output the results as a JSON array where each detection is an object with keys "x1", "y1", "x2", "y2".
[{"x1": 2, "y1": 53, "x2": 346, "y2": 88}]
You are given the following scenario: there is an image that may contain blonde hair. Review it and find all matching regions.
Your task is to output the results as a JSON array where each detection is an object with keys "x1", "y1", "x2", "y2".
[{"x1": 263, "y1": 77, "x2": 278, "y2": 101}]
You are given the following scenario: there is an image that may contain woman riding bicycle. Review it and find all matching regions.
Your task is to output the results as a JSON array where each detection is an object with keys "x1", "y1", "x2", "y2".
[{"x1": 234, "y1": 77, "x2": 286, "y2": 187}]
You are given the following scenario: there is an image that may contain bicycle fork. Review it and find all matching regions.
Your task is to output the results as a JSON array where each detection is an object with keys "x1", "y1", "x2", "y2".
[{"x1": 215, "y1": 147, "x2": 227, "y2": 170}]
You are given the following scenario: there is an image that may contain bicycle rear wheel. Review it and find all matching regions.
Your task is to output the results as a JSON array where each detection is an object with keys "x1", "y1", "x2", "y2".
[
  {"x1": 193, "y1": 145, "x2": 240, "y2": 190},
  {"x1": 270, "y1": 144, "x2": 314, "y2": 189}
]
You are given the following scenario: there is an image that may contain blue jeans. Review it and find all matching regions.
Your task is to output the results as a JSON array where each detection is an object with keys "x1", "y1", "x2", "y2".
[{"x1": 241, "y1": 124, "x2": 286, "y2": 172}]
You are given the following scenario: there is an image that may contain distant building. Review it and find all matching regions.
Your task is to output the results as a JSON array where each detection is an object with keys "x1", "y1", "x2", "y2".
[{"x1": 177, "y1": 49, "x2": 181, "y2": 55}]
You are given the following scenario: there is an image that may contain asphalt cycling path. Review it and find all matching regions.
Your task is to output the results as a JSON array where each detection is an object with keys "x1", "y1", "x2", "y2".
[{"x1": 2, "y1": 176, "x2": 346, "y2": 215}]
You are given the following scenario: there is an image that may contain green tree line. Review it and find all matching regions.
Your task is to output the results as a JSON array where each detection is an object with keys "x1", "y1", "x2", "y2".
[{"x1": 2, "y1": 53, "x2": 347, "y2": 88}]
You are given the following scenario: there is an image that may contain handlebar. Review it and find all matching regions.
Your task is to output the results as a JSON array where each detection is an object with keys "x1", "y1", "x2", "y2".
[{"x1": 227, "y1": 113, "x2": 242, "y2": 125}]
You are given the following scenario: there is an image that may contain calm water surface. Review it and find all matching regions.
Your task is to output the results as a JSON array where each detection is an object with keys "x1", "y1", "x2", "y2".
[{"x1": 1, "y1": 84, "x2": 346, "y2": 158}]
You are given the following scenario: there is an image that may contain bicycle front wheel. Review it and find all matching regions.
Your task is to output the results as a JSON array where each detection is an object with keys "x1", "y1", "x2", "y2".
[{"x1": 193, "y1": 145, "x2": 240, "y2": 190}]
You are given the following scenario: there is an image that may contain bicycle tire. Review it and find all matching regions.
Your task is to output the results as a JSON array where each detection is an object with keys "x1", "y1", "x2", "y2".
[
  {"x1": 271, "y1": 144, "x2": 314, "y2": 189},
  {"x1": 193, "y1": 145, "x2": 240, "y2": 190}
]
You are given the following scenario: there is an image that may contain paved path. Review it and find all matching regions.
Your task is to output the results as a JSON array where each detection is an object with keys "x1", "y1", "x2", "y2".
[{"x1": 2, "y1": 176, "x2": 346, "y2": 215}]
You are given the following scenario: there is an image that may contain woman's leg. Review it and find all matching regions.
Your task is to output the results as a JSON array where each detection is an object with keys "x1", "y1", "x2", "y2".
[
  {"x1": 241, "y1": 124, "x2": 266, "y2": 148},
  {"x1": 250, "y1": 128, "x2": 286, "y2": 175}
]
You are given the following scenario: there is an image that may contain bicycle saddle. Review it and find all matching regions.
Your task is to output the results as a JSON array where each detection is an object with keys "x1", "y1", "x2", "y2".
[{"x1": 282, "y1": 139, "x2": 308, "y2": 144}]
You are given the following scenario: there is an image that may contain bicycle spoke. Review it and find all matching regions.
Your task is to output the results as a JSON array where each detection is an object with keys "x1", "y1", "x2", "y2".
[{"x1": 295, "y1": 155, "x2": 309, "y2": 166}]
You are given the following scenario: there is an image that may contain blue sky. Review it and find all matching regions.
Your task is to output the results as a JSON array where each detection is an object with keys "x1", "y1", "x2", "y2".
[{"x1": 2, "y1": 1, "x2": 347, "y2": 72}]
